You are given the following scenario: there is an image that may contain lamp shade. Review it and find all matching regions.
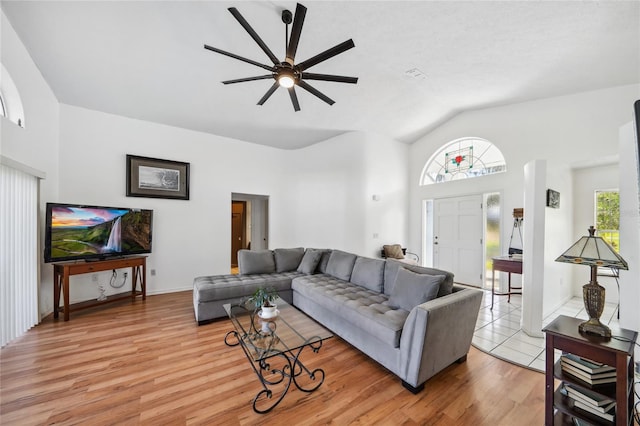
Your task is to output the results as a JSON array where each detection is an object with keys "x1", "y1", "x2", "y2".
[{"x1": 555, "y1": 226, "x2": 628, "y2": 270}]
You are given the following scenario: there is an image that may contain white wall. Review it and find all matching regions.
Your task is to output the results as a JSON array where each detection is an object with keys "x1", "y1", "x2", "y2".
[
  {"x1": 1, "y1": 9, "x2": 60, "y2": 317},
  {"x1": 409, "y1": 84, "x2": 640, "y2": 317},
  {"x1": 279, "y1": 131, "x2": 409, "y2": 258},
  {"x1": 571, "y1": 163, "x2": 620, "y2": 303},
  {"x1": 57, "y1": 105, "x2": 289, "y2": 303}
]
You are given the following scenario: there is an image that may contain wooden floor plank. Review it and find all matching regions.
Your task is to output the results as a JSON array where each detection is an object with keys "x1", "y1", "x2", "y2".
[{"x1": 1, "y1": 291, "x2": 544, "y2": 425}]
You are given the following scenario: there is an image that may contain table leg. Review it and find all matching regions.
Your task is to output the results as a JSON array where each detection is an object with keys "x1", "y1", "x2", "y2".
[
  {"x1": 507, "y1": 272, "x2": 512, "y2": 303},
  {"x1": 225, "y1": 330, "x2": 325, "y2": 414},
  {"x1": 544, "y1": 335, "x2": 554, "y2": 425},
  {"x1": 63, "y1": 275, "x2": 70, "y2": 321},
  {"x1": 141, "y1": 261, "x2": 146, "y2": 300},
  {"x1": 53, "y1": 271, "x2": 60, "y2": 319},
  {"x1": 491, "y1": 266, "x2": 496, "y2": 310}
]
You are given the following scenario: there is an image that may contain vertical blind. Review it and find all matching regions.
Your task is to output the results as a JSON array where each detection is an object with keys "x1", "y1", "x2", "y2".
[{"x1": 1, "y1": 163, "x2": 39, "y2": 347}]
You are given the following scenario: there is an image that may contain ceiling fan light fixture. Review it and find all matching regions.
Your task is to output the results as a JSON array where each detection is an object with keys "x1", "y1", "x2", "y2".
[{"x1": 277, "y1": 72, "x2": 296, "y2": 88}]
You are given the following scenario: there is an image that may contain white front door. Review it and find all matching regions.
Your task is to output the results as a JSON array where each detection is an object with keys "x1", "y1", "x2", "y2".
[{"x1": 433, "y1": 195, "x2": 483, "y2": 287}]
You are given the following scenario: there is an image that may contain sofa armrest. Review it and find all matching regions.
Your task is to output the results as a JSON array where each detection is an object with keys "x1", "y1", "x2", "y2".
[{"x1": 399, "y1": 286, "x2": 482, "y2": 388}]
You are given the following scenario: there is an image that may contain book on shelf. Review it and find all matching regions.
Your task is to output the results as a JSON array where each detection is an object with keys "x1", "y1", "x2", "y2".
[
  {"x1": 561, "y1": 362, "x2": 617, "y2": 385},
  {"x1": 573, "y1": 399, "x2": 615, "y2": 421},
  {"x1": 572, "y1": 418, "x2": 596, "y2": 426},
  {"x1": 561, "y1": 353, "x2": 615, "y2": 374},
  {"x1": 564, "y1": 383, "x2": 616, "y2": 408}
]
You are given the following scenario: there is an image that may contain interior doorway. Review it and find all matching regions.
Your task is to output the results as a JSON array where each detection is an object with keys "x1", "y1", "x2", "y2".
[
  {"x1": 231, "y1": 201, "x2": 246, "y2": 267},
  {"x1": 231, "y1": 193, "x2": 269, "y2": 273}
]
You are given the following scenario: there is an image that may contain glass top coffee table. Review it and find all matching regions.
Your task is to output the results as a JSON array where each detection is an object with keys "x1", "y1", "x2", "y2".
[{"x1": 223, "y1": 296, "x2": 333, "y2": 414}]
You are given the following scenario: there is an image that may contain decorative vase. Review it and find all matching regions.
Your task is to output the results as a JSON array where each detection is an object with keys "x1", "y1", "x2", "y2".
[{"x1": 261, "y1": 305, "x2": 278, "y2": 318}]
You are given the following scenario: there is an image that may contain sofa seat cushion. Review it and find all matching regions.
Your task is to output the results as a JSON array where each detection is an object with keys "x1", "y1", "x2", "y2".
[
  {"x1": 194, "y1": 272, "x2": 302, "y2": 303},
  {"x1": 292, "y1": 274, "x2": 409, "y2": 348}
]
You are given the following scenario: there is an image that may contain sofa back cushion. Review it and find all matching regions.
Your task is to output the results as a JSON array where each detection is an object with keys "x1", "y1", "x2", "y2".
[
  {"x1": 388, "y1": 267, "x2": 444, "y2": 311},
  {"x1": 316, "y1": 250, "x2": 332, "y2": 273},
  {"x1": 238, "y1": 249, "x2": 275, "y2": 275},
  {"x1": 297, "y1": 248, "x2": 324, "y2": 274},
  {"x1": 350, "y1": 256, "x2": 385, "y2": 292},
  {"x1": 274, "y1": 247, "x2": 305, "y2": 272},
  {"x1": 325, "y1": 250, "x2": 358, "y2": 281},
  {"x1": 383, "y1": 259, "x2": 454, "y2": 297}
]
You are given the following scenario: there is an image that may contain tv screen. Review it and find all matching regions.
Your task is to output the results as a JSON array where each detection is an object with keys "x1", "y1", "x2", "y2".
[{"x1": 44, "y1": 203, "x2": 153, "y2": 263}]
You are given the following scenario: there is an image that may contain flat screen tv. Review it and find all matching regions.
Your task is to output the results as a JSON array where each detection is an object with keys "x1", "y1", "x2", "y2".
[{"x1": 44, "y1": 203, "x2": 153, "y2": 263}]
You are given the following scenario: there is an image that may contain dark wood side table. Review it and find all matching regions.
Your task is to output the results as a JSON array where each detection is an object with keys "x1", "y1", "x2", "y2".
[
  {"x1": 490, "y1": 256, "x2": 522, "y2": 309},
  {"x1": 53, "y1": 256, "x2": 146, "y2": 321},
  {"x1": 543, "y1": 315, "x2": 637, "y2": 426}
]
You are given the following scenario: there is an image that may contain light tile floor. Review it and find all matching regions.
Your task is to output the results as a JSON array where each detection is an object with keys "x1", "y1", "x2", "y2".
[{"x1": 472, "y1": 290, "x2": 619, "y2": 372}]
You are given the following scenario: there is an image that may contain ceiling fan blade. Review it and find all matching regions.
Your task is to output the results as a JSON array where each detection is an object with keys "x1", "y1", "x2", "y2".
[
  {"x1": 288, "y1": 86, "x2": 301, "y2": 112},
  {"x1": 228, "y1": 7, "x2": 280, "y2": 65},
  {"x1": 222, "y1": 75, "x2": 274, "y2": 85},
  {"x1": 301, "y1": 73, "x2": 358, "y2": 84},
  {"x1": 204, "y1": 44, "x2": 274, "y2": 72},
  {"x1": 286, "y1": 3, "x2": 307, "y2": 64},
  {"x1": 297, "y1": 80, "x2": 335, "y2": 105},
  {"x1": 297, "y1": 39, "x2": 355, "y2": 72},
  {"x1": 257, "y1": 82, "x2": 280, "y2": 105}
]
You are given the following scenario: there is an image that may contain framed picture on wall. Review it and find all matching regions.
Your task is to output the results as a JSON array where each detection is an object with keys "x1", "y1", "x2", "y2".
[
  {"x1": 126, "y1": 155, "x2": 190, "y2": 200},
  {"x1": 546, "y1": 189, "x2": 560, "y2": 209}
]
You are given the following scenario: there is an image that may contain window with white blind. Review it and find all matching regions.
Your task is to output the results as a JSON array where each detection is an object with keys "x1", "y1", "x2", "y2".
[{"x1": 1, "y1": 162, "x2": 40, "y2": 347}]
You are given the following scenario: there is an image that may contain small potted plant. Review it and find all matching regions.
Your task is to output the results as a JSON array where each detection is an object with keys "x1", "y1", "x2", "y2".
[{"x1": 248, "y1": 287, "x2": 279, "y2": 318}]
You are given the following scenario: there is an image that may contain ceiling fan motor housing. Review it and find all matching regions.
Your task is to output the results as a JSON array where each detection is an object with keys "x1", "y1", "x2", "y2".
[{"x1": 282, "y1": 9, "x2": 293, "y2": 24}]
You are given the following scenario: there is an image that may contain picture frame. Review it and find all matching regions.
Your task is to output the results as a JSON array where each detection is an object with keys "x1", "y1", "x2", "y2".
[
  {"x1": 126, "y1": 155, "x2": 190, "y2": 200},
  {"x1": 546, "y1": 189, "x2": 560, "y2": 209}
]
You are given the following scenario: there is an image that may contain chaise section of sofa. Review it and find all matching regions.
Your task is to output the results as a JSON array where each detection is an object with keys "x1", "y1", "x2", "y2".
[{"x1": 193, "y1": 248, "x2": 307, "y2": 324}]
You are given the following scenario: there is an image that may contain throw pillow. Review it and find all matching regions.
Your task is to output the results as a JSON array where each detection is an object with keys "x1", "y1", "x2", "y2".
[
  {"x1": 238, "y1": 250, "x2": 275, "y2": 275},
  {"x1": 325, "y1": 250, "x2": 358, "y2": 281},
  {"x1": 388, "y1": 268, "x2": 444, "y2": 311},
  {"x1": 274, "y1": 247, "x2": 305, "y2": 272},
  {"x1": 297, "y1": 248, "x2": 324, "y2": 275},
  {"x1": 383, "y1": 244, "x2": 404, "y2": 259}
]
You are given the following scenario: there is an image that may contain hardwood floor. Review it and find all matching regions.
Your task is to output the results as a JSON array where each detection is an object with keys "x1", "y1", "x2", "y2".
[{"x1": 0, "y1": 291, "x2": 545, "y2": 425}]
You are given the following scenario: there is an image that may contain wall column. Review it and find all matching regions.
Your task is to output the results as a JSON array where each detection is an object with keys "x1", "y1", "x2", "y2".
[{"x1": 522, "y1": 159, "x2": 546, "y2": 337}]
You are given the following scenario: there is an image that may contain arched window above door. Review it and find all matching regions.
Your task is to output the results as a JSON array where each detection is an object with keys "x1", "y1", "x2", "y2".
[{"x1": 420, "y1": 137, "x2": 506, "y2": 185}]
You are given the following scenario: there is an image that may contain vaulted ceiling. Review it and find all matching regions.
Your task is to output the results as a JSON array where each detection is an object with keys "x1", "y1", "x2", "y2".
[{"x1": 2, "y1": 1, "x2": 639, "y2": 149}]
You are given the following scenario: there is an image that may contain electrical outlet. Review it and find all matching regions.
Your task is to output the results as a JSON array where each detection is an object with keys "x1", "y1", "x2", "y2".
[
  {"x1": 123, "y1": 272, "x2": 128, "y2": 280},
  {"x1": 150, "y1": 269, "x2": 156, "y2": 276},
  {"x1": 92, "y1": 274, "x2": 98, "y2": 282},
  {"x1": 373, "y1": 233, "x2": 379, "y2": 239}
]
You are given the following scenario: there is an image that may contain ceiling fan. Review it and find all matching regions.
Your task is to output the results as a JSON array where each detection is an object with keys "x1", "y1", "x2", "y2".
[{"x1": 204, "y1": 3, "x2": 358, "y2": 111}]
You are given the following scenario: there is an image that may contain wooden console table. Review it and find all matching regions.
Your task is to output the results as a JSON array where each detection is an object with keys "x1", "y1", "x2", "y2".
[
  {"x1": 490, "y1": 256, "x2": 522, "y2": 309},
  {"x1": 53, "y1": 256, "x2": 146, "y2": 321}
]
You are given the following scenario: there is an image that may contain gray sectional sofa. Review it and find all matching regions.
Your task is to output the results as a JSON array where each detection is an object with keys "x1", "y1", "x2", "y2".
[{"x1": 192, "y1": 247, "x2": 483, "y2": 393}]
